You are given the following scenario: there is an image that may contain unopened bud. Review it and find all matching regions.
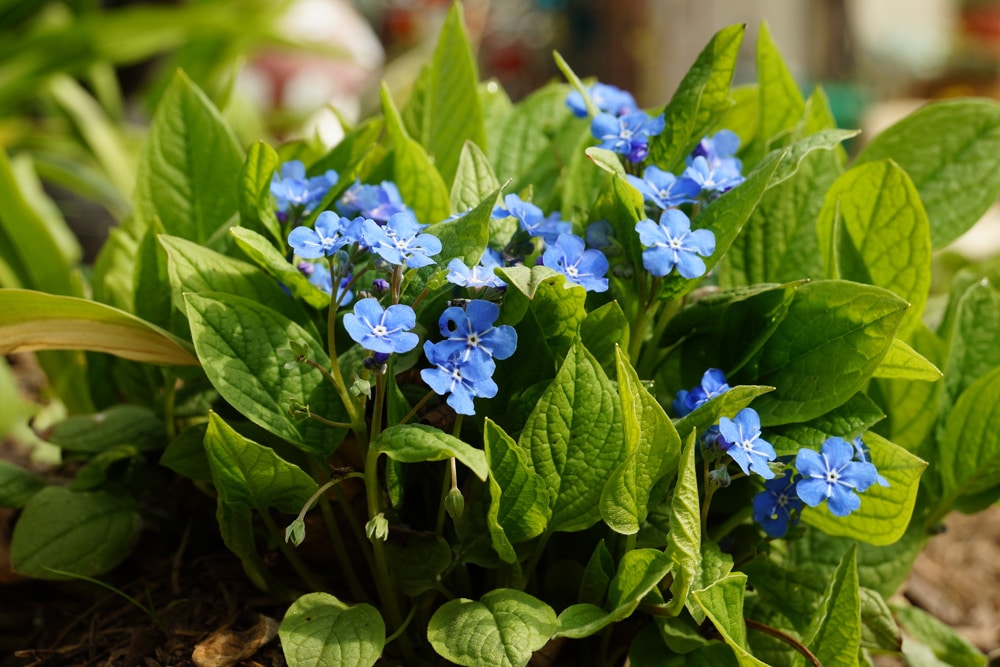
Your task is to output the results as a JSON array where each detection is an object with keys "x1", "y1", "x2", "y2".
[
  {"x1": 366, "y1": 513, "x2": 389, "y2": 542},
  {"x1": 445, "y1": 488, "x2": 465, "y2": 520}
]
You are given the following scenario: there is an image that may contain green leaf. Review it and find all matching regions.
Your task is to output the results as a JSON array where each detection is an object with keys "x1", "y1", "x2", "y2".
[
  {"x1": 665, "y1": 431, "x2": 701, "y2": 616},
  {"x1": 386, "y1": 533, "x2": 452, "y2": 596},
  {"x1": 744, "y1": 280, "x2": 907, "y2": 425},
  {"x1": 45, "y1": 405, "x2": 165, "y2": 453},
  {"x1": 553, "y1": 51, "x2": 599, "y2": 118},
  {"x1": 0, "y1": 288, "x2": 198, "y2": 366},
  {"x1": 229, "y1": 227, "x2": 331, "y2": 310},
  {"x1": 872, "y1": 337, "x2": 942, "y2": 382},
  {"x1": 483, "y1": 419, "x2": 550, "y2": 563},
  {"x1": 578, "y1": 539, "x2": 615, "y2": 606},
  {"x1": 554, "y1": 549, "x2": 671, "y2": 638},
  {"x1": 424, "y1": 184, "x2": 499, "y2": 267},
  {"x1": 309, "y1": 117, "x2": 385, "y2": 180},
  {"x1": 160, "y1": 234, "x2": 318, "y2": 338},
  {"x1": 755, "y1": 21, "x2": 805, "y2": 153},
  {"x1": 184, "y1": 292, "x2": 346, "y2": 458},
  {"x1": 692, "y1": 573, "x2": 768, "y2": 667},
  {"x1": 495, "y1": 265, "x2": 563, "y2": 300},
  {"x1": 427, "y1": 589, "x2": 557, "y2": 667},
  {"x1": 526, "y1": 275, "x2": 588, "y2": 362},
  {"x1": 892, "y1": 603, "x2": 987, "y2": 667},
  {"x1": 817, "y1": 160, "x2": 932, "y2": 335},
  {"x1": 520, "y1": 342, "x2": 624, "y2": 532},
  {"x1": 132, "y1": 218, "x2": 173, "y2": 331},
  {"x1": 279, "y1": 593, "x2": 385, "y2": 667},
  {"x1": 159, "y1": 423, "x2": 211, "y2": 482},
  {"x1": 801, "y1": 432, "x2": 925, "y2": 546},
  {"x1": 649, "y1": 24, "x2": 744, "y2": 169},
  {"x1": 938, "y1": 364, "x2": 1000, "y2": 510},
  {"x1": 874, "y1": 324, "x2": 945, "y2": 453},
  {"x1": 672, "y1": 385, "x2": 775, "y2": 443},
  {"x1": 401, "y1": 3, "x2": 485, "y2": 186},
  {"x1": 10, "y1": 486, "x2": 140, "y2": 579},
  {"x1": 769, "y1": 391, "x2": 886, "y2": 455},
  {"x1": 854, "y1": 98, "x2": 1000, "y2": 248},
  {"x1": 374, "y1": 424, "x2": 488, "y2": 481},
  {"x1": 238, "y1": 140, "x2": 281, "y2": 246},
  {"x1": 859, "y1": 587, "x2": 902, "y2": 653},
  {"x1": 450, "y1": 141, "x2": 501, "y2": 215},
  {"x1": 69, "y1": 444, "x2": 140, "y2": 491},
  {"x1": 578, "y1": 302, "x2": 629, "y2": 378},
  {"x1": 940, "y1": 279, "x2": 1000, "y2": 416},
  {"x1": 204, "y1": 412, "x2": 317, "y2": 514},
  {"x1": 0, "y1": 461, "x2": 45, "y2": 508},
  {"x1": 802, "y1": 545, "x2": 861, "y2": 667},
  {"x1": 380, "y1": 83, "x2": 450, "y2": 225},
  {"x1": 601, "y1": 347, "x2": 680, "y2": 534},
  {"x1": 134, "y1": 69, "x2": 242, "y2": 245}
]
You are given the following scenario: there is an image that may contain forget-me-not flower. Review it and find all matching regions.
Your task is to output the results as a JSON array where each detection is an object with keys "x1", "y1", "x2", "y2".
[
  {"x1": 434, "y1": 300, "x2": 517, "y2": 368},
  {"x1": 362, "y1": 211, "x2": 442, "y2": 269},
  {"x1": 337, "y1": 180, "x2": 408, "y2": 222},
  {"x1": 683, "y1": 155, "x2": 745, "y2": 195},
  {"x1": 271, "y1": 161, "x2": 338, "y2": 214},
  {"x1": 542, "y1": 233, "x2": 609, "y2": 292},
  {"x1": 591, "y1": 111, "x2": 665, "y2": 163},
  {"x1": 852, "y1": 436, "x2": 889, "y2": 490},
  {"x1": 672, "y1": 368, "x2": 730, "y2": 417},
  {"x1": 343, "y1": 298, "x2": 419, "y2": 354},
  {"x1": 635, "y1": 209, "x2": 715, "y2": 279},
  {"x1": 566, "y1": 82, "x2": 638, "y2": 118},
  {"x1": 421, "y1": 341, "x2": 498, "y2": 416},
  {"x1": 626, "y1": 165, "x2": 701, "y2": 210},
  {"x1": 753, "y1": 470, "x2": 803, "y2": 538},
  {"x1": 288, "y1": 212, "x2": 358, "y2": 258},
  {"x1": 718, "y1": 408, "x2": 776, "y2": 479},
  {"x1": 446, "y1": 253, "x2": 507, "y2": 289},
  {"x1": 795, "y1": 437, "x2": 879, "y2": 516},
  {"x1": 491, "y1": 194, "x2": 570, "y2": 242}
]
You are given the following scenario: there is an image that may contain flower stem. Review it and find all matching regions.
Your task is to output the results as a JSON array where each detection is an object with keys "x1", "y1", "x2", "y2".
[
  {"x1": 259, "y1": 506, "x2": 326, "y2": 594},
  {"x1": 745, "y1": 618, "x2": 822, "y2": 667},
  {"x1": 324, "y1": 291, "x2": 368, "y2": 443},
  {"x1": 398, "y1": 390, "x2": 436, "y2": 426},
  {"x1": 364, "y1": 445, "x2": 406, "y2": 634}
]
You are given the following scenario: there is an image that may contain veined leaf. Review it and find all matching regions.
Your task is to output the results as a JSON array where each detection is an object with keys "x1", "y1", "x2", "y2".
[
  {"x1": 665, "y1": 431, "x2": 701, "y2": 616},
  {"x1": 873, "y1": 337, "x2": 942, "y2": 382},
  {"x1": 279, "y1": 593, "x2": 385, "y2": 667},
  {"x1": 802, "y1": 546, "x2": 861, "y2": 667},
  {"x1": 374, "y1": 424, "x2": 488, "y2": 481}
]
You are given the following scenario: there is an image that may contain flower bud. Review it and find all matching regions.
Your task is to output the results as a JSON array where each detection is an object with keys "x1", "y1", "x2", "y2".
[
  {"x1": 445, "y1": 488, "x2": 465, "y2": 520},
  {"x1": 366, "y1": 513, "x2": 389, "y2": 542}
]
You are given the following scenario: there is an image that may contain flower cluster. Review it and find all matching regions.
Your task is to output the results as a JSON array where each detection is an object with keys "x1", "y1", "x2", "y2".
[
  {"x1": 571, "y1": 82, "x2": 664, "y2": 163},
  {"x1": 271, "y1": 160, "x2": 338, "y2": 216},
  {"x1": 421, "y1": 301, "x2": 517, "y2": 415}
]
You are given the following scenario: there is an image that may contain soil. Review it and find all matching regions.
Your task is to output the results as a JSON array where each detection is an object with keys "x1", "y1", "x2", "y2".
[{"x1": 2, "y1": 352, "x2": 1000, "y2": 666}]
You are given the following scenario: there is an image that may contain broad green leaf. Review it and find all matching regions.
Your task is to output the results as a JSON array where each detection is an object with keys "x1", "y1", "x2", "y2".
[
  {"x1": 238, "y1": 140, "x2": 281, "y2": 245},
  {"x1": 554, "y1": 549, "x2": 671, "y2": 638},
  {"x1": 483, "y1": 419, "x2": 550, "y2": 563},
  {"x1": 801, "y1": 432, "x2": 925, "y2": 545},
  {"x1": 159, "y1": 423, "x2": 211, "y2": 482},
  {"x1": 938, "y1": 364, "x2": 1000, "y2": 510},
  {"x1": 134, "y1": 70, "x2": 242, "y2": 245},
  {"x1": 526, "y1": 275, "x2": 588, "y2": 361},
  {"x1": 132, "y1": 218, "x2": 173, "y2": 331},
  {"x1": 859, "y1": 587, "x2": 902, "y2": 653},
  {"x1": 744, "y1": 280, "x2": 907, "y2": 425},
  {"x1": 665, "y1": 431, "x2": 701, "y2": 616},
  {"x1": 817, "y1": 160, "x2": 932, "y2": 335},
  {"x1": 10, "y1": 486, "x2": 140, "y2": 579},
  {"x1": 0, "y1": 461, "x2": 45, "y2": 508},
  {"x1": 204, "y1": 412, "x2": 317, "y2": 513},
  {"x1": 69, "y1": 444, "x2": 140, "y2": 491},
  {"x1": 578, "y1": 539, "x2": 615, "y2": 606},
  {"x1": 632, "y1": 630, "x2": 736, "y2": 667},
  {"x1": 45, "y1": 405, "x2": 165, "y2": 453},
  {"x1": 309, "y1": 117, "x2": 385, "y2": 179},
  {"x1": 374, "y1": 424, "x2": 488, "y2": 481},
  {"x1": 692, "y1": 573, "x2": 768, "y2": 667},
  {"x1": 601, "y1": 347, "x2": 680, "y2": 534},
  {"x1": 450, "y1": 141, "x2": 501, "y2": 215},
  {"x1": 648, "y1": 24, "x2": 744, "y2": 169},
  {"x1": 657, "y1": 146, "x2": 783, "y2": 301},
  {"x1": 160, "y1": 234, "x2": 317, "y2": 338},
  {"x1": 481, "y1": 79, "x2": 513, "y2": 157},
  {"x1": 0, "y1": 288, "x2": 198, "y2": 366},
  {"x1": 279, "y1": 593, "x2": 385, "y2": 667},
  {"x1": 490, "y1": 82, "x2": 574, "y2": 191},
  {"x1": 229, "y1": 226, "x2": 330, "y2": 309},
  {"x1": 769, "y1": 391, "x2": 886, "y2": 456},
  {"x1": 872, "y1": 337, "x2": 942, "y2": 381},
  {"x1": 854, "y1": 98, "x2": 1000, "y2": 248},
  {"x1": 755, "y1": 21, "x2": 805, "y2": 153},
  {"x1": 424, "y1": 184, "x2": 499, "y2": 267},
  {"x1": 672, "y1": 385, "x2": 775, "y2": 442},
  {"x1": 892, "y1": 603, "x2": 987, "y2": 667},
  {"x1": 184, "y1": 292, "x2": 346, "y2": 458},
  {"x1": 380, "y1": 83, "x2": 450, "y2": 225},
  {"x1": 585, "y1": 146, "x2": 625, "y2": 177},
  {"x1": 216, "y1": 499, "x2": 272, "y2": 593},
  {"x1": 401, "y1": 3, "x2": 485, "y2": 186},
  {"x1": 940, "y1": 279, "x2": 1000, "y2": 416},
  {"x1": 520, "y1": 342, "x2": 624, "y2": 532},
  {"x1": 386, "y1": 533, "x2": 452, "y2": 596},
  {"x1": 427, "y1": 589, "x2": 557, "y2": 667},
  {"x1": 496, "y1": 265, "x2": 563, "y2": 300},
  {"x1": 802, "y1": 546, "x2": 861, "y2": 667},
  {"x1": 578, "y1": 302, "x2": 629, "y2": 378}
]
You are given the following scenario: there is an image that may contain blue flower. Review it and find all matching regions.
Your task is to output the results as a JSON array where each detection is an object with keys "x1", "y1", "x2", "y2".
[
  {"x1": 566, "y1": 82, "x2": 638, "y2": 117},
  {"x1": 297, "y1": 261, "x2": 353, "y2": 305},
  {"x1": 446, "y1": 254, "x2": 507, "y2": 289},
  {"x1": 288, "y1": 211, "x2": 358, "y2": 258},
  {"x1": 434, "y1": 299, "x2": 517, "y2": 368},
  {"x1": 753, "y1": 470, "x2": 803, "y2": 538},
  {"x1": 672, "y1": 368, "x2": 730, "y2": 417},
  {"x1": 491, "y1": 194, "x2": 570, "y2": 242},
  {"x1": 682, "y1": 155, "x2": 745, "y2": 195},
  {"x1": 718, "y1": 408, "x2": 776, "y2": 479},
  {"x1": 852, "y1": 436, "x2": 889, "y2": 490},
  {"x1": 270, "y1": 161, "x2": 338, "y2": 214},
  {"x1": 625, "y1": 165, "x2": 701, "y2": 210},
  {"x1": 337, "y1": 180, "x2": 408, "y2": 222},
  {"x1": 591, "y1": 111, "x2": 665, "y2": 163},
  {"x1": 585, "y1": 220, "x2": 615, "y2": 249},
  {"x1": 795, "y1": 437, "x2": 879, "y2": 517},
  {"x1": 635, "y1": 209, "x2": 715, "y2": 279},
  {"x1": 691, "y1": 130, "x2": 742, "y2": 166},
  {"x1": 421, "y1": 341, "x2": 498, "y2": 416},
  {"x1": 542, "y1": 234, "x2": 609, "y2": 292},
  {"x1": 362, "y1": 211, "x2": 442, "y2": 268},
  {"x1": 343, "y1": 298, "x2": 419, "y2": 354}
]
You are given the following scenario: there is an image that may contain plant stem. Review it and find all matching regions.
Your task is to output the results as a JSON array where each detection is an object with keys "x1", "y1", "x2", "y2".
[
  {"x1": 398, "y1": 390, "x2": 435, "y2": 426},
  {"x1": 333, "y1": 484, "x2": 377, "y2": 574},
  {"x1": 363, "y1": 445, "x2": 406, "y2": 635},
  {"x1": 324, "y1": 291, "x2": 367, "y2": 443},
  {"x1": 259, "y1": 506, "x2": 326, "y2": 593},
  {"x1": 306, "y1": 413, "x2": 353, "y2": 429},
  {"x1": 745, "y1": 618, "x2": 822, "y2": 667}
]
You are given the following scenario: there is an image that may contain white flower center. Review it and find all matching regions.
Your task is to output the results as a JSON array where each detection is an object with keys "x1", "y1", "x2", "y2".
[{"x1": 371, "y1": 325, "x2": 389, "y2": 337}]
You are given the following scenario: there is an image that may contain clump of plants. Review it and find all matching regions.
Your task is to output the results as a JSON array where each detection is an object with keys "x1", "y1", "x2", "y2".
[{"x1": 4, "y1": 6, "x2": 1000, "y2": 665}]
